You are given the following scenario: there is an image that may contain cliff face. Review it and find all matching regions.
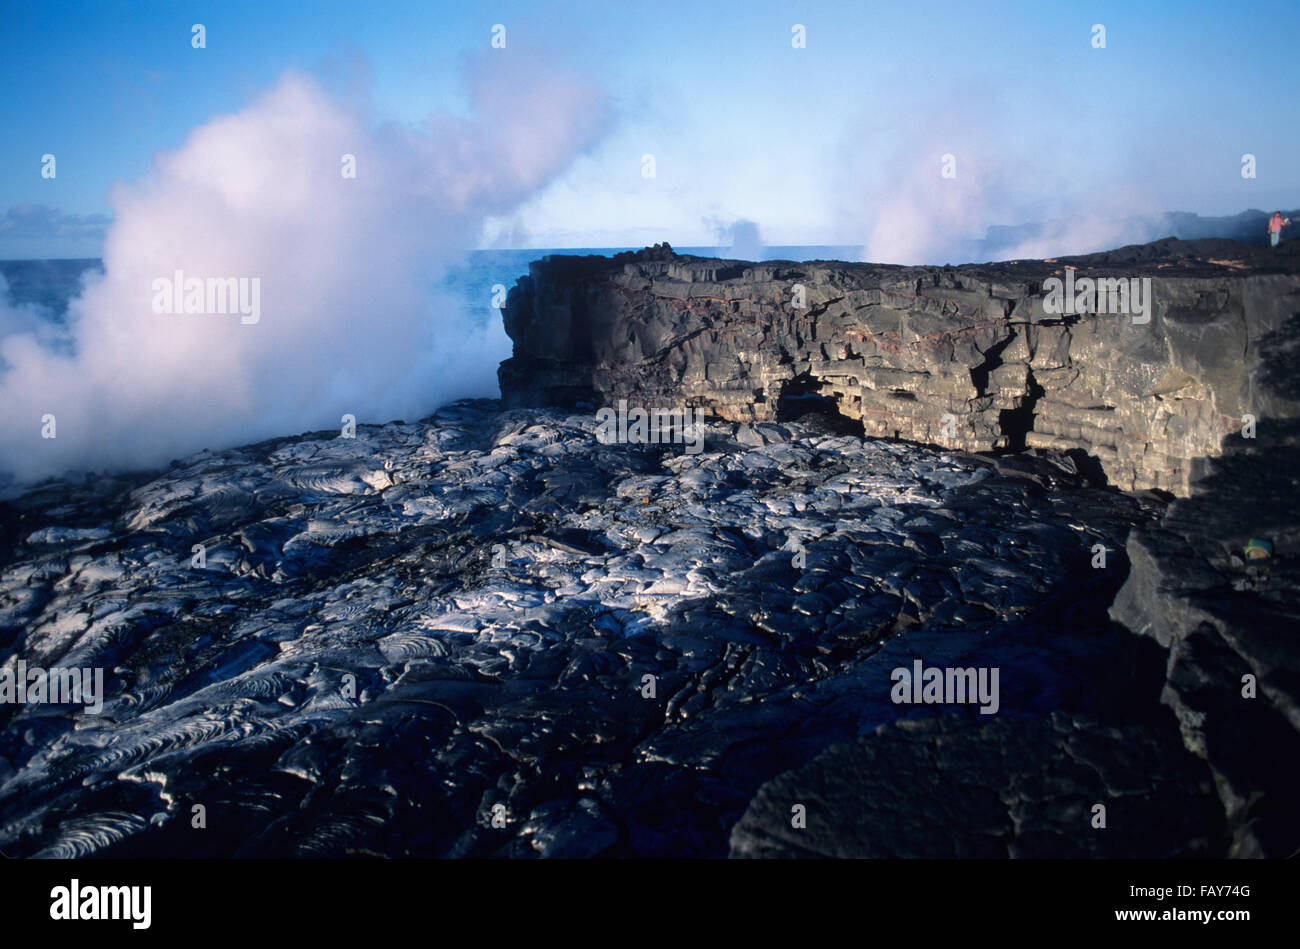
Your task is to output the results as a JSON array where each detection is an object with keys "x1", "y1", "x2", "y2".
[{"x1": 500, "y1": 239, "x2": 1300, "y2": 495}]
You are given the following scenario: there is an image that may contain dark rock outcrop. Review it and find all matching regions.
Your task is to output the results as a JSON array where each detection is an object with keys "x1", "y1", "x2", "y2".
[
  {"x1": 1111, "y1": 426, "x2": 1300, "y2": 856},
  {"x1": 500, "y1": 239, "x2": 1300, "y2": 495},
  {"x1": 729, "y1": 713, "x2": 1225, "y2": 858}
]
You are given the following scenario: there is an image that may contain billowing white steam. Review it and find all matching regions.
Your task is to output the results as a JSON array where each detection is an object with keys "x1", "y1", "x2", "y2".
[
  {"x1": 0, "y1": 57, "x2": 605, "y2": 485},
  {"x1": 705, "y1": 217, "x2": 765, "y2": 260},
  {"x1": 844, "y1": 96, "x2": 1166, "y2": 266}
]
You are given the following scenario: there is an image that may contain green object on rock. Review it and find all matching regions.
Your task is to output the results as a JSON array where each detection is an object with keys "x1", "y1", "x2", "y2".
[{"x1": 1243, "y1": 538, "x2": 1273, "y2": 560}]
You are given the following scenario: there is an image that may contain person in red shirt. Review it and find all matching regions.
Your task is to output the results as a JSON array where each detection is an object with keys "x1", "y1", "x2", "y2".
[{"x1": 1269, "y1": 211, "x2": 1291, "y2": 247}]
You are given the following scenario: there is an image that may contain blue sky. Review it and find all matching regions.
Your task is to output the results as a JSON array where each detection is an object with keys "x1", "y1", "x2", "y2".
[{"x1": 1, "y1": 0, "x2": 1297, "y2": 257}]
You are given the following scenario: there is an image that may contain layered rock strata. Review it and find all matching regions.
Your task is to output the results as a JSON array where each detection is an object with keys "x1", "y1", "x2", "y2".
[{"x1": 500, "y1": 239, "x2": 1300, "y2": 495}]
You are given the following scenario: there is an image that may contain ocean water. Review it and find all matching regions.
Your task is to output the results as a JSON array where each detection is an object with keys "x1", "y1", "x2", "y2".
[
  {"x1": 2, "y1": 246, "x2": 863, "y2": 327},
  {"x1": 0, "y1": 258, "x2": 103, "y2": 319}
]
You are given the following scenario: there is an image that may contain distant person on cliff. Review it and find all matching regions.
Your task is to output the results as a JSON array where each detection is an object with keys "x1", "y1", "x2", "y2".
[{"x1": 1268, "y1": 211, "x2": 1291, "y2": 247}]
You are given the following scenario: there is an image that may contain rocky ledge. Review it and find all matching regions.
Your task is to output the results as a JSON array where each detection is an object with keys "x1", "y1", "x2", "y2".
[{"x1": 500, "y1": 238, "x2": 1300, "y2": 495}]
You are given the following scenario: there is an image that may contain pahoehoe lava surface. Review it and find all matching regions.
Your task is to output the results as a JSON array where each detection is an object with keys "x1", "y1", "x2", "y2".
[{"x1": 2, "y1": 400, "x2": 1189, "y2": 857}]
